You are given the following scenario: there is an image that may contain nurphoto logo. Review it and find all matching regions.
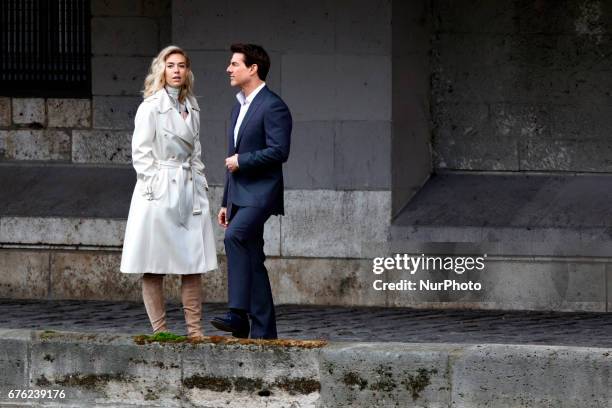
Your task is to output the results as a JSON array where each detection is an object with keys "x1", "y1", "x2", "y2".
[{"x1": 371, "y1": 254, "x2": 487, "y2": 292}]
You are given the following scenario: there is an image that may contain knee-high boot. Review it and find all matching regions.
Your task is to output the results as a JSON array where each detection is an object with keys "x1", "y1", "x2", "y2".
[
  {"x1": 182, "y1": 274, "x2": 203, "y2": 338},
  {"x1": 142, "y1": 273, "x2": 167, "y2": 334}
]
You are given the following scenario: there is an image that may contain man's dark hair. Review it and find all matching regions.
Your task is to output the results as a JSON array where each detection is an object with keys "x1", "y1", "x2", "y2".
[{"x1": 230, "y1": 43, "x2": 270, "y2": 81}]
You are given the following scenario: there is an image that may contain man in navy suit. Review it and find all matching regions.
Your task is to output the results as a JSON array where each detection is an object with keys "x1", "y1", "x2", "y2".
[{"x1": 210, "y1": 44, "x2": 291, "y2": 339}]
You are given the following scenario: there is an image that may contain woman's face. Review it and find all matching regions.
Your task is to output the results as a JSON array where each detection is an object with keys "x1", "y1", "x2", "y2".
[{"x1": 164, "y1": 53, "x2": 188, "y2": 87}]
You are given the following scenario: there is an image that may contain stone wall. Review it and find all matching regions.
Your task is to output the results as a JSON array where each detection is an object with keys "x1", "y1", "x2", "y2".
[
  {"x1": 173, "y1": 0, "x2": 393, "y2": 190},
  {"x1": 432, "y1": 0, "x2": 612, "y2": 173},
  {"x1": 0, "y1": 0, "x2": 170, "y2": 165}
]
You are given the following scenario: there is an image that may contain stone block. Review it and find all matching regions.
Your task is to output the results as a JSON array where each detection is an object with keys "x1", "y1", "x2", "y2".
[
  {"x1": 0, "y1": 217, "x2": 125, "y2": 247},
  {"x1": 334, "y1": 121, "x2": 391, "y2": 189},
  {"x1": 0, "y1": 130, "x2": 71, "y2": 161},
  {"x1": 0, "y1": 329, "x2": 29, "y2": 390},
  {"x1": 336, "y1": 55, "x2": 391, "y2": 120},
  {"x1": 433, "y1": 134, "x2": 519, "y2": 171},
  {"x1": 0, "y1": 97, "x2": 10, "y2": 126},
  {"x1": 92, "y1": 96, "x2": 141, "y2": 129},
  {"x1": 189, "y1": 51, "x2": 240, "y2": 121},
  {"x1": 30, "y1": 334, "x2": 183, "y2": 406},
  {"x1": 489, "y1": 103, "x2": 550, "y2": 139},
  {"x1": 519, "y1": 139, "x2": 612, "y2": 172},
  {"x1": 47, "y1": 99, "x2": 91, "y2": 128},
  {"x1": 91, "y1": 17, "x2": 159, "y2": 56},
  {"x1": 267, "y1": 257, "x2": 386, "y2": 307},
  {"x1": 392, "y1": 1, "x2": 432, "y2": 56},
  {"x1": 143, "y1": 0, "x2": 171, "y2": 18},
  {"x1": 92, "y1": 57, "x2": 151, "y2": 96},
  {"x1": 91, "y1": 0, "x2": 143, "y2": 16},
  {"x1": 227, "y1": 0, "x2": 284, "y2": 51},
  {"x1": 231, "y1": 0, "x2": 335, "y2": 53},
  {"x1": 281, "y1": 54, "x2": 336, "y2": 121},
  {"x1": 72, "y1": 130, "x2": 132, "y2": 164},
  {"x1": 549, "y1": 103, "x2": 612, "y2": 140},
  {"x1": 452, "y1": 344, "x2": 612, "y2": 406},
  {"x1": 433, "y1": 102, "x2": 490, "y2": 141},
  {"x1": 0, "y1": 250, "x2": 49, "y2": 299},
  {"x1": 181, "y1": 342, "x2": 320, "y2": 407},
  {"x1": 173, "y1": 0, "x2": 233, "y2": 49},
  {"x1": 281, "y1": 190, "x2": 391, "y2": 258},
  {"x1": 608, "y1": 263, "x2": 612, "y2": 312},
  {"x1": 335, "y1": 0, "x2": 391, "y2": 55},
  {"x1": 385, "y1": 258, "x2": 606, "y2": 311},
  {"x1": 272, "y1": 0, "x2": 335, "y2": 53},
  {"x1": 49, "y1": 252, "x2": 140, "y2": 301},
  {"x1": 433, "y1": 0, "x2": 516, "y2": 34},
  {"x1": 284, "y1": 121, "x2": 335, "y2": 189},
  {"x1": 158, "y1": 12, "x2": 172, "y2": 46},
  {"x1": 391, "y1": 119, "x2": 431, "y2": 217},
  {"x1": 12, "y1": 98, "x2": 45, "y2": 125},
  {"x1": 319, "y1": 343, "x2": 451, "y2": 407},
  {"x1": 199, "y1": 120, "x2": 227, "y2": 186}
]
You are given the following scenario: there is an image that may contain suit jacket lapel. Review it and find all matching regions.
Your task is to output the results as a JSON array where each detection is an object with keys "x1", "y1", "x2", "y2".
[
  {"x1": 235, "y1": 87, "x2": 267, "y2": 150},
  {"x1": 229, "y1": 103, "x2": 240, "y2": 154}
]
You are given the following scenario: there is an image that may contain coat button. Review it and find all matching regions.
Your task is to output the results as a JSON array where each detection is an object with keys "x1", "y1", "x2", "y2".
[{"x1": 172, "y1": 179, "x2": 176, "y2": 183}]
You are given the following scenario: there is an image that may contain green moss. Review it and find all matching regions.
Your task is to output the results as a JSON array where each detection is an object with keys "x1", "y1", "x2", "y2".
[
  {"x1": 370, "y1": 365, "x2": 396, "y2": 392},
  {"x1": 402, "y1": 368, "x2": 438, "y2": 400},
  {"x1": 133, "y1": 332, "x2": 188, "y2": 345},
  {"x1": 40, "y1": 330, "x2": 58, "y2": 340},
  {"x1": 54, "y1": 373, "x2": 134, "y2": 390},
  {"x1": 144, "y1": 389, "x2": 159, "y2": 401},
  {"x1": 233, "y1": 377, "x2": 264, "y2": 392},
  {"x1": 182, "y1": 375, "x2": 232, "y2": 392},
  {"x1": 343, "y1": 372, "x2": 368, "y2": 390},
  {"x1": 35, "y1": 375, "x2": 51, "y2": 387},
  {"x1": 273, "y1": 377, "x2": 321, "y2": 395}
]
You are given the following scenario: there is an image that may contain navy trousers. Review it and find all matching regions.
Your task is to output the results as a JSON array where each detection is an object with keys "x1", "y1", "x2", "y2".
[{"x1": 225, "y1": 205, "x2": 277, "y2": 339}]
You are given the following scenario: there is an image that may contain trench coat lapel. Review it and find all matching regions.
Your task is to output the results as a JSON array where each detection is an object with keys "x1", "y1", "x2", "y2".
[
  {"x1": 185, "y1": 96, "x2": 200, "y2": 142},
  {"x1": 158, "y1": 89, "x2": 195, "y2": 147},
  {"x1": 235, "y1": 87, "x2": 267, "y2": 150}
]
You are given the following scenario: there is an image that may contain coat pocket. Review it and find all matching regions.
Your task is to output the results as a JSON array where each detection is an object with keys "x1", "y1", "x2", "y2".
[{"x1": 141, "y1": 172, "x2": 168, "y2": 201}]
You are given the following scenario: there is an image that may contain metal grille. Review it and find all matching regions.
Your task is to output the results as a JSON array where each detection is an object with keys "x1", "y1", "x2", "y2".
[{"x1": 0, "y1": 0, "x2": 91, "y2": 97}]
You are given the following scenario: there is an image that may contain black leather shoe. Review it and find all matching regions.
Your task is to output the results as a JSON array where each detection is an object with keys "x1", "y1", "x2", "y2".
[{"x1": 210, "y1": 311, "x2": 250, "y2": 338}]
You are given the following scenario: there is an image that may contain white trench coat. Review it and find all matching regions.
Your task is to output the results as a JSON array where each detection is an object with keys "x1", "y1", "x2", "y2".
[{"x1": 120, "y1": 88, "x2": 218, "y2": 274}]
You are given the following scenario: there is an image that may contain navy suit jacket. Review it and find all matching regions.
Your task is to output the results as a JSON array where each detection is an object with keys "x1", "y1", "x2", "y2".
[{"x1": 222, "y1": 86, "x2": 292, "y2": 216}]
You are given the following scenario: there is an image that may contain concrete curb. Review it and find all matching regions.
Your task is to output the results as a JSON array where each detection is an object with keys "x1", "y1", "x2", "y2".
[{"x1": 0, "y1": 329, "x2": 611, "y2": 407}]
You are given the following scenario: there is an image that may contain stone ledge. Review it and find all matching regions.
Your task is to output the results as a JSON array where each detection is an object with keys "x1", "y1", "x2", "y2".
[
  {"x1": 0, "y1": 249, "x2": 609, "y2": 312},
  {"x1": 392, "y1": 172, "x2": 612, "y2": 256},
  {"x1": 0, "y1": 329, "x2": 610, "y2": 407},
  {"x1": 0, "y1": 164, "x2": 390, "y2": 258}
]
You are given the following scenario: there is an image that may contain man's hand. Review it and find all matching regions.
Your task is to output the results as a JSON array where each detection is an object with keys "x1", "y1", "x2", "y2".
[
  {"x1": 218, "y1": 207, "x2": 228, "y2": 228},
  {"x1": 225, "y1": 154, "x2": 239, "y2": 173}
]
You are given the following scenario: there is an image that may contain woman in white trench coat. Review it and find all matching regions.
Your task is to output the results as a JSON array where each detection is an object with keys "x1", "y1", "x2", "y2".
[{"x1": 120, "y1": 45, "x2": 217, "y2": 339}]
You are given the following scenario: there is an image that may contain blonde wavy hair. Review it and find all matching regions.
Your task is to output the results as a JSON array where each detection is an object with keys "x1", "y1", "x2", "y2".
[{"x1": 142, "y1": 45, "x2": 194, "y2": 102}]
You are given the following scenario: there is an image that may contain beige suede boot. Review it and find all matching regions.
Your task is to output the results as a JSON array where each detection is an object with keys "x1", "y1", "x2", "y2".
[
  {"x1": 181, "y1": 274, "x2": 204, "y2": 338},
  {"x1": 142, "y1": 274, "x2": 168, "y2": 334}
]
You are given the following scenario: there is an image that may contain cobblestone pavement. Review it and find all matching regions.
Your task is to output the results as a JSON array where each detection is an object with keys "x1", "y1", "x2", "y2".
[{"x1": 1, "y1": 299, "x2": 611, "y2": 348}]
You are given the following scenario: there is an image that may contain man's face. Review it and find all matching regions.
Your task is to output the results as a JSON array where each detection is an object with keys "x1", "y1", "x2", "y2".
[{"x1": 226, "y1": 53, "x2": 254, "y2": 88}]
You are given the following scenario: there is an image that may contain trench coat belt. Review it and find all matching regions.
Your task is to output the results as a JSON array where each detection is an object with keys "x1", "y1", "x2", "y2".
[{"x1": 155, "y1": 159, "x2": 202, "y2": 227}]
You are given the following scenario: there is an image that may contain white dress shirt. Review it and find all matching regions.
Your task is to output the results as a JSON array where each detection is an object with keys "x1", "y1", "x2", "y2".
[{"x1": 233, "y1": 82, "x2": 266, "y2": 147}]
